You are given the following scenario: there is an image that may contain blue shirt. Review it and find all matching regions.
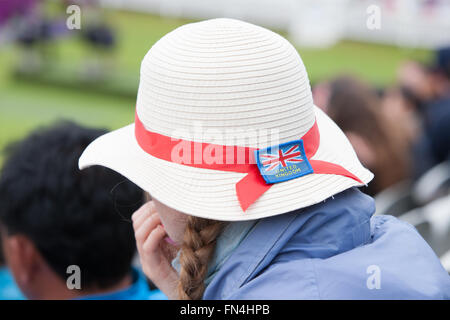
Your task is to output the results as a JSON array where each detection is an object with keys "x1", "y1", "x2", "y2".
[
  {"x1": 0, "y1": 266, "x2": 165, "y2": 300},
  {"x1": 0, "y1": 267, "x2": 25, "y2": 300},
  {"x1": 80, "y1": 267, "x2": 167, "y2": 300},
  {"x1": 203, "y1": 188, "x2": 450, "y2": 299}
]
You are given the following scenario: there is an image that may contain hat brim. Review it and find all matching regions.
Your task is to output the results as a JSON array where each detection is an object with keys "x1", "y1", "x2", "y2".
[{"x1": 79, "y1": 106, "x2": 373, "y2": 221}]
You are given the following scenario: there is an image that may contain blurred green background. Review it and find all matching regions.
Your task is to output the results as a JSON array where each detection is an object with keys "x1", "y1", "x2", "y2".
[{"x1": 0, "y1": 9, "x2": 431, "y2": 165}]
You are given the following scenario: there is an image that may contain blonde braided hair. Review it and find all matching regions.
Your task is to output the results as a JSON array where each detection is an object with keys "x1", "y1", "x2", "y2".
[{"x1": 177, "y1": 215, "x2": 225, "y2": 300}]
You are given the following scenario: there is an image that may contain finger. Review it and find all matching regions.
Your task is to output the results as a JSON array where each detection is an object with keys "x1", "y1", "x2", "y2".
[
  {"x1": 135, "y1": 214, "x2": 163, "y2": 250},
  {"x1": 136, "y1": 213, "x2": 161, "y2": 241},
  {"x1": 131, "y1": 201, "x2": 151, "y2": 224},
  {"x1": 132, "y1": 201, "x2": 156, "y2": 229},
  {"x1": 132, "y1": 201, "x2": 154, "y2": 225},
  {"x1": 142, "y1": 224, "x2": 167, "y2": 254},
  {"x1": 134, "y1": 209, "x2": 156, "y2": 233}
]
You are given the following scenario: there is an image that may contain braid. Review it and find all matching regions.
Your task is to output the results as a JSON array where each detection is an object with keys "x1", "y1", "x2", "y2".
[{"x1": 177, "y1": 216, "x2": 224, "y2": 300}]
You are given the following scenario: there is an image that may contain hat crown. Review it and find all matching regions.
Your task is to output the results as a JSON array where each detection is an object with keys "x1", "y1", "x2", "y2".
[{"x1": 136, "y1": 18, "x2": 315, "y2": 148}]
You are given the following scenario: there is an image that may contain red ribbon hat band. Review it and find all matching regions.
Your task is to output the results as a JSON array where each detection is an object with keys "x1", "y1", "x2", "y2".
[{"x1": 134, "y1": 112, "x2": 363, "y2": 212}]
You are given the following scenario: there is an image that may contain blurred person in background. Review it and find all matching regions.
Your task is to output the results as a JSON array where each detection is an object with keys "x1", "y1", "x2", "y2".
[
  {"x1": 6, "y1": 0, "x2": 55, "y2": 73},
  {"x1": 380, "y1": 86, "x2": 421, "y2": 149},
  {"x1": 76, "y1": 0, "x2": 117, "y2": 80},
  {"x1": 0, "y1": 122, "x2": 166, "y2": 300},
  {"x1": 324, "y1": 76, "x2": 411, "y2": 195},
  {"x1": 0, "y1": 0, "x2": 38, "y2": 33},
  {"x1": 397, "y1": 47, "x2": 450, "y2": 178}
]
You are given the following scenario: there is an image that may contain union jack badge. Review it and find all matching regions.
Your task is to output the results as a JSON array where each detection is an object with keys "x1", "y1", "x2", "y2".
[{"x1": 254, "y1": 140, "x2": 313, "y2": 184}]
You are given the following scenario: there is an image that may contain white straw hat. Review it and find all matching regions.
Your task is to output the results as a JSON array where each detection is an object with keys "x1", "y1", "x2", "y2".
[{"x1": 79, "y1": 18, "x2": 373, "y2": 221}]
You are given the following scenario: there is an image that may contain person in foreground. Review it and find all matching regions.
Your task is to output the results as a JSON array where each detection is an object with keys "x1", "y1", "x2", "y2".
[
  {"x1": 0, "y1": 122, "x2": 166, "y2": 300},
  {"x1": 79, "y1": 19, "x2": 450, "y2": 299}
]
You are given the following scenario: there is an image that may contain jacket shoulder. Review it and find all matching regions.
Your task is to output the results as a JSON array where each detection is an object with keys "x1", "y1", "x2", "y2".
[
  {"x1": 227, "y1": 216, "x2": 450, "y2": 300},
  {"x1": 313, "y1": 215, "x2": 450, "y2": 299},
  {"x1": 227, "y1": 258, "x2": 320, "y2": 299}
]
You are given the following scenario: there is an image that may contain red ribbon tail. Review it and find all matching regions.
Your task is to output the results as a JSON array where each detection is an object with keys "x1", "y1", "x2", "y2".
[
  {"x1": 235, "y1": 161, "x2": 362, "y2": 212},
  {"x1": 236, "y1": 166, "x2": 271, "y2": 211},
  {"x1": 309, "y1": 160, "x2": 364, "y2": 184}
]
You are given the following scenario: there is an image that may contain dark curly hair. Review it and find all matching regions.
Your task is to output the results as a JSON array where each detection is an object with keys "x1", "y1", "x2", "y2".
[{"x1": 0, "y1": 121, "x2": 144, "y2": 289}]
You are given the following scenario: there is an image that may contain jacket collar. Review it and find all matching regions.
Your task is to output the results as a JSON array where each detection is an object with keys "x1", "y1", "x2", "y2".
[{"x1": 203, "y1": 187, "x2": 375, "y2": 299}]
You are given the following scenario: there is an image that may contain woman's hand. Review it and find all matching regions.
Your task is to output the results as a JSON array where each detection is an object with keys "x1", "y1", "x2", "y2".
[{"x1": 132, "y1": 201, "x2": 179, "y2": 299}]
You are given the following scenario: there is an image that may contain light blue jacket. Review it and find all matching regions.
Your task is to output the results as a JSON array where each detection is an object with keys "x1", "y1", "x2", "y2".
[{"x1": 203, "y1": 188, "x2": 450, "y2": 299}]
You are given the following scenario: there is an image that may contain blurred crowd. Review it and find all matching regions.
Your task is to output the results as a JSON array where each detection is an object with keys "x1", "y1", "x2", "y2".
[
  {"x1": 313, "y1": 48, "x2": 450, "y2": 265},
  {"x1": 0, "y1": 0, "x2": 116, "y2": 78},
  {"x1": 314, "y1": 47, "x2": 450, "y2": 195}
]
